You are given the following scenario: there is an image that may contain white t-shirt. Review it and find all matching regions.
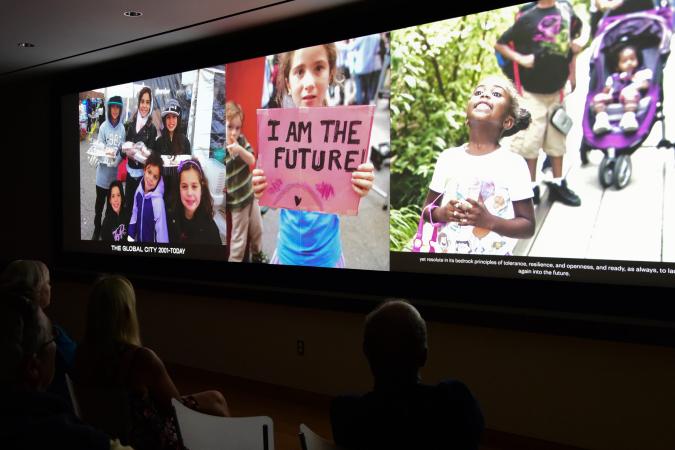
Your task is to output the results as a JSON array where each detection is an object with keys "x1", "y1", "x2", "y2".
[{"x1": 428, "y1": 144, "x2": 532, "y2": 255}]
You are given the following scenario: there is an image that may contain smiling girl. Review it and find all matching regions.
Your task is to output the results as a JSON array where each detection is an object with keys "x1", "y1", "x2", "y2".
[
  {"x1": 156, "y1": 99, "x2": 191, "y2": 204},
  {"x1": 168, "y1": 159, "x2": 221, "y2": 245},
  {"x1": 101, "y1": 180, "x2": 129, "y2": 242},
  {"x1": 128, "y1": 152, "x2": 168, "y2": 243},
  {"x1": 421, "y1": 76, "x2": 534, "y2": 255},
  {"x1": 124, "y1": 87, "x2": 157, "y2": 212}
]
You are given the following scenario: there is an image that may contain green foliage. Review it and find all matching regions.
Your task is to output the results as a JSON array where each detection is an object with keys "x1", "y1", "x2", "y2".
[
  {"x1": 388, "y1": 2, "x2": 594, "y2": 247},
  {"x1": 389, "y1": 205, "x2": 423, "y2": 252},
  {"x1": 389, "y1": 5, "x2": 523, "y2": 245}
]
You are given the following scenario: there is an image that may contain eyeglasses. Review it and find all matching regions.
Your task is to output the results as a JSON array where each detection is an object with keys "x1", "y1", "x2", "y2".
[{"x1": 36, "y1": 328, "x2": 58, "y2": 354}]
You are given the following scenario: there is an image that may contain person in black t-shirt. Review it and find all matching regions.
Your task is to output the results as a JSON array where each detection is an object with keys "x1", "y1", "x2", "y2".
[
  {"x1": 495, "y1": 0, "x2": 587, "y2": 207},
  {"x1": 330, "y1": 300, "x2": 484, "y2": 450}
]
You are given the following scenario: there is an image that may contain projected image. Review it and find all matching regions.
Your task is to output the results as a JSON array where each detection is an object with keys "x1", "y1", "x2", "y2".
[
  {"x1": 79, "y1": 67, "x2": 227, "y2": 251},
  {"x1": 389, "y1": 1, "x2": 675, "y2": 268},
  {"x1": 223, "y1": 34, "x2": 391, "y2": 270}
]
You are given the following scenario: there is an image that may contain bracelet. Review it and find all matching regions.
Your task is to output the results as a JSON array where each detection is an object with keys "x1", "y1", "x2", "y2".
[{"x1": 426, "y1": 204, "x2": 441, "y2": 228}]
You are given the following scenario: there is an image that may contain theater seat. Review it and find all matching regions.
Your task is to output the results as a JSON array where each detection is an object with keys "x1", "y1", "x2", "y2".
[{"x1": 171, "y1": 398, "x2": 274, "y2": 450}]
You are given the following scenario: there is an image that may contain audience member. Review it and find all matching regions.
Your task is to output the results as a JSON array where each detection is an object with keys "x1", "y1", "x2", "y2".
[
  {"x1": 330, "y1": 299, "x2": 484, "y2": 450},
  {"x1": 0, "y1": 259, "x2": 77, "y2": 410},
  {"x1": 72, "y1": 275, "x2": 229, "y2": 450},
  {"x1": 0, "y1": 292, "x2": 127, "y2": 449}
]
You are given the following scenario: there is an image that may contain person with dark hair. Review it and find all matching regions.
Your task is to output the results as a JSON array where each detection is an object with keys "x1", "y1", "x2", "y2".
[
  {"x1": 168, "y1": 159, "x2": 221, "y2": 244},
  {"x1": 0, "y1": 292, "x2": 118, "y2": 449},
  {"x1": 101, "y1": 180, "x2": 129, "y2": 242},
  {"x1": 128, "y1": 151, "x2": 168, "y2": 243},
  {"x1": 1, "y1": 260, "x2": 78, "y2": 412},
  {"x1": 155, "y1": 99, "x2": 191, "y2": 204},
  {"x1": 124, "y1": 87, "x2": 158, "y2": 213},
  {"x1": 419, "y1": 76, "x2": 534, "y2": 255},
  {"x1": 331, "y1": 299, "x2": 484, "y2": 450},
  {"x1": 72, "y1": 275, "x2": 229, "y2": 450},
  {"x1": 90, "y1": 95, "x2": 125, "y2": 240},
  {"x1": 591, "y1": 45, "x2": 652, "y2": 134}
]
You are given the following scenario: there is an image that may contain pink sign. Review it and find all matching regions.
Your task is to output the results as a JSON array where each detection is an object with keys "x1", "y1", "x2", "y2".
[{"x1": 256, "y1": 105, "x2": 375, "y2": 215}]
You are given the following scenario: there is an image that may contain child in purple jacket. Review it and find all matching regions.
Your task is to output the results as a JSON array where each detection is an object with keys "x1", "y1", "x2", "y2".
[{"x1": 128, "y1": 152, "x2": 169, "y2": 243}]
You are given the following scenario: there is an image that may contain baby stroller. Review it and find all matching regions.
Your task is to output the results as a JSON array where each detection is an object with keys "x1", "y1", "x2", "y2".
[{"x1": 580, "y1": 0, "x2": 673, "y2": 189}]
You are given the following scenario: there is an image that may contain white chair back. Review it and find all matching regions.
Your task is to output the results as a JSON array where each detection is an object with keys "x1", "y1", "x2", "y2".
[
  {"x1": 299, "y1": 424, "x2": 344, "y2": 450},
  {"x1": 65, "y1": 373, "x2": 82, "y2": 418},
  {"x1": 172, "y1": 398, "x2": 274, "y2": 450}
]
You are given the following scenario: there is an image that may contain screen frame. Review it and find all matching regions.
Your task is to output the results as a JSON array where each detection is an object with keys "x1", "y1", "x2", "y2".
[{"x1": 53, "y1": 0, "x2": 675, "y2": 345}]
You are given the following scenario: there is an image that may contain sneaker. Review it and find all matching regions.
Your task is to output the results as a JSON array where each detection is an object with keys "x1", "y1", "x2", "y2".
[
  {"x1": 532, "y1": 185, "x2": 540, "y2": 205},
  {"x1": 547, "y1": 179, "x2": 581, "y2": 207},
  {"x1": 541, "y1": 156, "x2": 552, "y2": 174},
  {"x1": 593, "y1": 111, "x2": 611, "y2": 135},
  {"x1": 619, "y1": 111, "x2": 638, "y2": 133}
]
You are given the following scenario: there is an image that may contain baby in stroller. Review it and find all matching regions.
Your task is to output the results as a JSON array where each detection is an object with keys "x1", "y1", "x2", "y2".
[{"x1": 592, "y1": 44, "x2": 653, "y2": 134}]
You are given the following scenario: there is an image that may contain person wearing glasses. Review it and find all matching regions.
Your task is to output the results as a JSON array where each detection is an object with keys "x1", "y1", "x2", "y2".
[
  {"x1": 168, "y1": 158, "x2": 221, "y2": 245},
  {"x1": 1, "y1": 260, "x2": 77, "y2": 411},
  {"x1": 0, "y1": 293, "x2": 129, "y2": 449}
]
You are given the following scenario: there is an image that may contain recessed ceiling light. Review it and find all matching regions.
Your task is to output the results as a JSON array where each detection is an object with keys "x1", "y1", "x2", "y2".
[
  {"x1": 123, "y1": 10, "x2": 143, "y2": 17},
  {"x1": 17, "y1": 42, "x2": 35, "y2": 48}
]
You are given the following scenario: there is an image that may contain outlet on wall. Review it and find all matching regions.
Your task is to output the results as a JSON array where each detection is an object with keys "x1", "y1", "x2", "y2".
[{"x1": 296, "y1": 339, "x2": 305, "y2": 356}]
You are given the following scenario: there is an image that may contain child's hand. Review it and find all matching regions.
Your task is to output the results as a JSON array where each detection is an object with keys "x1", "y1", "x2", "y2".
[
  {"x1": 517, "y1": 54, "x2": 535, "y2": 69},
  {"x1": 459, "y1": 198, "x2": 495, "y2": 230},
  {"x1": 439, "y1": 201, "x2": 466, "y2": 223},
  {"x1": 226, "y1": 143, "x2": 244, "y2": 158},
  {"x1": 252, "y1": 168, "x2": 267, "y2": 199},
  {"x1": 351, "y1": 162, "x2": 375, "y2": 197}
]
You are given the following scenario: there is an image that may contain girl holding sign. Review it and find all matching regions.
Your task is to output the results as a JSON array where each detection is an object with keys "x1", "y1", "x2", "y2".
[
  {"x1": 421, "y1": 76, "x2": 534, "y2": 255},
  {"x1": 252, "y1": 44, "x2": 375, "y2": 267}
]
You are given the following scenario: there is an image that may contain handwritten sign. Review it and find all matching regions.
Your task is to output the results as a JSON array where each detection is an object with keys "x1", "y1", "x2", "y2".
[{"x1": 256, "y1": 105, "x2": 375, "y2": 215}]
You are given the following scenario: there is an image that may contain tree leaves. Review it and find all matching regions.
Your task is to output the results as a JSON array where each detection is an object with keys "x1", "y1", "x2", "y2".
[{"x1": 389, "y1": 5, "x2": 520, "y2": 247}]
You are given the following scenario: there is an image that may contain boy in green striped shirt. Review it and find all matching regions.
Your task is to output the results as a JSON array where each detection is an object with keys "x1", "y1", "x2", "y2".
[{"x1": 223, "y1": 101, "x2": 265, "y2": 262}]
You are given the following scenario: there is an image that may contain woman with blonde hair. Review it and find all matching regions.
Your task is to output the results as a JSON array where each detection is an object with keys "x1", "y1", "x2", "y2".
[{"x1": 72, "y1": 275, "x2": 229, "y2": 450}]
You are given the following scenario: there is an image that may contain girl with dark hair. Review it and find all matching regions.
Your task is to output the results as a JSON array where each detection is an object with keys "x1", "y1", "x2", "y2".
[
  {"x1": 155, "y1": 99, "x2": 191, "y2": 204},
  {"x1": 124, "y1": 87, "x2": 157, "y2": 212},
  {"x1": 419, "y1": 76, "x2": 534, "y2": 255},
  {"x1": 91, "y1": 96, "x2": 124, "y2": 240},
  {"x1": 168, "y1": 159, "x2": 221, "y2": 245},
  {"x1": 101, "y1": 180, "x2": 129, "y2": 242},
  {"x1": 128, "y1": 152, "x2": 169, "y2": 243}
]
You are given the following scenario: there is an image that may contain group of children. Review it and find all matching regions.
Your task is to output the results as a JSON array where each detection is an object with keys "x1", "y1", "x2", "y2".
[
  {"x1": 92, "y1": 92, "x2": 220, "y2": 246},
  {"x1": 89, "y1": 42, "x2": 376, "y2": 267},
  {"x1": 89, "y1": 3, "x2": 656, "y2": 261}
]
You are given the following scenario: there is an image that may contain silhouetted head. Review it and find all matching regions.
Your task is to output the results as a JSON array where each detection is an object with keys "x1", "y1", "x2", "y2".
[
  {"x1": 363, "y1": 299, "x2": 428, "y2": 386},
  {"x1": 0, "y1": 292, "x2": 56, "y2": 389},
  {"x1": 0, "y1": 260, "x2": 51, "y2": 309}
]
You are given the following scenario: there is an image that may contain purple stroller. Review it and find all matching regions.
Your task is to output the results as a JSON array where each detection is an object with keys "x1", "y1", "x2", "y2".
[{"x1": 580, "y1": 0, "x2": 673, "y2": 189}]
